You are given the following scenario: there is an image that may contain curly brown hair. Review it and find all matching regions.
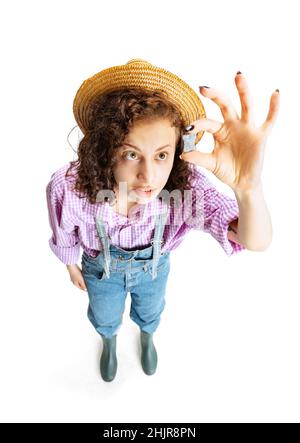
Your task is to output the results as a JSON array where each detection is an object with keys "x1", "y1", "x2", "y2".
[{"x1": 66, "y1": 87, "x2": 196, "y2": 206}]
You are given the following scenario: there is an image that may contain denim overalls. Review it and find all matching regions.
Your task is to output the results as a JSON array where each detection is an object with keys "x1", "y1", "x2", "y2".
[{"x1": 81, "y1": 210, "x2": 171, "y2": 339}]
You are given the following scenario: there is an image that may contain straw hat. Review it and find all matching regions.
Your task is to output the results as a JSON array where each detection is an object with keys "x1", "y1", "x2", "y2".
[{"x1": 73, "y1": 58, "x2": 206, "y2": 145}]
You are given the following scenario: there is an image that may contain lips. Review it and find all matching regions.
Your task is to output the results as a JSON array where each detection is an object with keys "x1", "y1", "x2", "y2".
[
  {"x1": 133, "y1": 187, "x2": 154, "y2": 198},
  {"x1": 135, "y1": 187, "x2": 152, "y2": 191}
]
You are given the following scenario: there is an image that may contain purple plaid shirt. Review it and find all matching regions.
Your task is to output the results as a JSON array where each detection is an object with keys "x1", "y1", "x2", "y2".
[{"x1": 46, "y1": 163, "x2": 245, "y2": 265}]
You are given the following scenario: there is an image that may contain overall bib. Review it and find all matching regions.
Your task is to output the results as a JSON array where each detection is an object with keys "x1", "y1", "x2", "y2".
[{"x1": 81, "y1": 210, "x2": 171, "y2": 338}]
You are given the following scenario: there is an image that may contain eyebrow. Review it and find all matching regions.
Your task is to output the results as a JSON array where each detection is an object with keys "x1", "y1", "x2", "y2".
[{"x1": 123, "y1": 143, "x2": 171, "y2": 152}]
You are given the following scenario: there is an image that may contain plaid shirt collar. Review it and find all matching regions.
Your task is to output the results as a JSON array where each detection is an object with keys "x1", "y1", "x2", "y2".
[{"x1": 95, "y1": 196, "x2": 169, "y2": 225}]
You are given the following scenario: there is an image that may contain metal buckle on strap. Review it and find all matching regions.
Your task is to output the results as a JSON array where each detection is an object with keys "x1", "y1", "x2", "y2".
[{"x1": 150, "y1": 239, "x2": 164, "y2": 245}]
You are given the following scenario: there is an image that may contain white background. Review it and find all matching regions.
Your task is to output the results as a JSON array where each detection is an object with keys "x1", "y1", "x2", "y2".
[{"x1": 0, "y1": 0, "x2": 299, "y2": 423}]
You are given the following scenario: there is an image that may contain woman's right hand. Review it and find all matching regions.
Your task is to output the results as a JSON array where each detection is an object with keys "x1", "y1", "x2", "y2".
[{"x1": 66, "y1": 264, "x2": 87, "y2": 291}]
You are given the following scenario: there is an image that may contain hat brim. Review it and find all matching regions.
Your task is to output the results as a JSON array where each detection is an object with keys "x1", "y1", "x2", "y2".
[{"x1": 73, "y1": 61, "x2": 206, "y2": 145}]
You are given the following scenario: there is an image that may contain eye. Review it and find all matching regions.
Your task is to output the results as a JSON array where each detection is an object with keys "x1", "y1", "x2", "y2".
[
  {"x1": 157, "y1": 152, "x2": 168, "y2": 160},
  {"x1": 122, "y1": 150, "x2": 169, "y2": 161},
  {"x1": 123, "y1": 151, "x2": 138, "y2": 161}
]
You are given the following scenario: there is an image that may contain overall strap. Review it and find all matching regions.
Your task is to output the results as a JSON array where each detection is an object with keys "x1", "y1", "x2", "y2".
[
  {"x1": 95, "y1": 208, "x2": 169, "y2": 280},
  {"x1": 150, "y1": 209, "x2": 169, "y2": 280},
  {"x1": 95, "y1": 217, "x2": 111, "y2": 278}
]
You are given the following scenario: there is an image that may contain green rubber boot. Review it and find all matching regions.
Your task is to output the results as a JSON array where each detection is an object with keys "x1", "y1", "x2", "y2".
[
  {"x1": 140, "y1": 331, "x2": 157, "y2": 375},
  {"x1": 100, "y1": 334, "x2": 117, "y2": 382}
]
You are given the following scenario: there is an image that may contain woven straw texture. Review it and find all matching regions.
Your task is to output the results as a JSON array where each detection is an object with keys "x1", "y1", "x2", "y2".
[{"x1": 73, "y1": 59, "x2": 206, "y2": 145}]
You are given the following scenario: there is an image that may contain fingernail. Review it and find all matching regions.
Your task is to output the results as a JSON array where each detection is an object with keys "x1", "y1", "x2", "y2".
[
  {"x1": 199, "y1": 85, "x2": 210, "y2": 89},
  {"x1": 185, "y1": 124, "x2": 194, "y2": 131},
  {"x1": 236, "y1": 71, "x2": 242, "y2": 75},
  {"x1": 275, "y1": 89, "x2": 280, "y2": 94}
]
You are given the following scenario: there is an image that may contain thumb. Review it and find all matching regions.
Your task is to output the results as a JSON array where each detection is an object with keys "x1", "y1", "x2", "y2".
[{"x1": 180, "y1": 151, "x2": 216, "y2": 172}]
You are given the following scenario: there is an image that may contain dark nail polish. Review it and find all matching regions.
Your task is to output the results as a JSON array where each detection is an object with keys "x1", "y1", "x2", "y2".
[
  {"x1": 276, "y1": 89, "x2": 280, "y2": 93},
  {"x1": 185, "y1": 124, "x2": 194, "y2": 131},
  {"x1": 199, "y1": 85, "x2": 210, "y2": 89},
  {"x1": 236, "y1": 71, "x2": 242, "y2": 75}
]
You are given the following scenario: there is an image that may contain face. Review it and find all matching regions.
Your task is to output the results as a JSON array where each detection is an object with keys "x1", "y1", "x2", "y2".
[{"x1": 112, "y1": 119, "x2": 177, "y2": 214}]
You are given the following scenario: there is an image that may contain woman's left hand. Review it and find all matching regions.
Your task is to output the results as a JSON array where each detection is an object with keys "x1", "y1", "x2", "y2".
[{"x1": 180, "y1": 72, "x2": 280, "y2": 192}]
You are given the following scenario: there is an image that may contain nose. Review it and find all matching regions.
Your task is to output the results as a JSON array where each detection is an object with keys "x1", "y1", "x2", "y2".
[{"x1": 137, "y1": 158, "x2": 155, "y2": 185}]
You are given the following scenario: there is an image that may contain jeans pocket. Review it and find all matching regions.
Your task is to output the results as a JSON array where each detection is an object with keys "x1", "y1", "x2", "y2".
[
  {"x1": 133, "y1": 257, "x2": 148, "y2": 266},
  {"x1": 82, "y1": 251, "x2": 101, "y2": 263},
  {"x1": 82, "y1": 257, "x2": 106, "y2": 280},
  {"x1": 148, "y1": 255, "x2": 170, "y2": 276},
  {"x1": 157, "y1": 258, "x2": 170, "y2": 272}
]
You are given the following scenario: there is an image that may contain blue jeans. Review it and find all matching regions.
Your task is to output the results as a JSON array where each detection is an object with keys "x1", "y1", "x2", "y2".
[{"x1": 81, "y1": 245, "x2": 171, "y2": 338}]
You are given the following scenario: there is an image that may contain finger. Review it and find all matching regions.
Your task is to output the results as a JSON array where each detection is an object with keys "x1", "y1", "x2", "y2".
[
  {"x1": 199, "y1": 86, "x2": 239, "y2": 121},
  {"x1": 227, "y1": 230, "x2": 243, "y2": 245},
  {"x1": 180, "y1": 150, "x2": 216, "y2": 172},
  {"x1": 185, "y1": 118, "x2": 223, "y2": 136},
  {"x1": 234, "y1": 72, "x2": 254, "y2": 124},
  {"x1": 79, "y1": 281, "x2": 87, "y2": 291},
  {"x1": 74, "y1": 280, "x2": 86, "y2": 291},
  {"x1": 260, "y1": 90, "x2": 280, "y2": 135}
]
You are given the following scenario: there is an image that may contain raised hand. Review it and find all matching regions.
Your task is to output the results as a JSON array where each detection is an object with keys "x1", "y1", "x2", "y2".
[{"x1": 180, "y1": 72, "x2": 280, "y2": 193}]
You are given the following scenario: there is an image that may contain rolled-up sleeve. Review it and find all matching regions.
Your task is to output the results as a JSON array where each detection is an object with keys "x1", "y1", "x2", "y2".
[
  {"x1": 202, "y1": 186, "x2": 245, "y2": 255},
  {"x1": 188, "y1": 166, "x2": 246, "y2": 255},
  {"x1": 46, "y1": 176, "x2": 80, "y2": 265}
]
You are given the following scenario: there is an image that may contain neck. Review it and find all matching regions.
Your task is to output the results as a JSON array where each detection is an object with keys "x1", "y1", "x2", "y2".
[{"x1": 110, "y1": 199, "x2": 142, "y2": 218}]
